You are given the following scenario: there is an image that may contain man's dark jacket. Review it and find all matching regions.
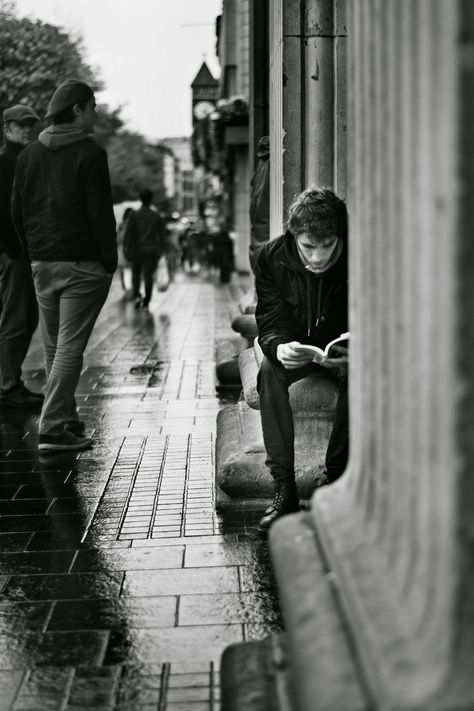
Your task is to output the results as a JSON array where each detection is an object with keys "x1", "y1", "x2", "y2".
[
  {"x1": 123, "y1": 205, "x2": 165, "y2": 261},
  {"x1": 12, "y1": 133, "x2": 117, "y2": 273},
  {"x1": 0, "y1": 140, "x2": 23, "y2": 259},
  {"x1": 254, "y1": 231, "x2": 348, "y2": 363}
]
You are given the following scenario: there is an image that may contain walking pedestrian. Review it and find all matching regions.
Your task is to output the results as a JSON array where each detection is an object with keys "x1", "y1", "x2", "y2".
[
  {"x1": 254, "y1": 187, "x2": 349, "y2": 533},
  {"x1": 0, "y1": 104, "x2": 43, "y2": 409},
  {"x1": 12, "y1": 79, "x2": 117, "y2": 451},
  {"x1": 124, "y1": 189, "x2": 166, "y2": 309},
  {"x1": 210, "y1": 219, "x2": 234, "y2": 284},
  {"x1": 117, "y1": 206, "x2": 133, "y2": 296}
]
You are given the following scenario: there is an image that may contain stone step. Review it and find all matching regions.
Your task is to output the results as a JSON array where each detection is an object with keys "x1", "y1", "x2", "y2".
[
  {"x1": 238, "y1": 345, "x2": 339, "y2": 413},
  {"x1": 215, "y1": 335, "x2": 247, "y2": 387},
  {"x1": 220, "y1": 513, "x2": 370, "y2": 710},
  {"x1": 231, "y1": 312, "x2": 259, "y2": 346},
  {"x1": 220, "y1": 633, "x2": 292, "y2": 711},
  {"x1": 269, "y1": 512, "x2": 370, "y2": 710},
  {"x1": 215, "y1": 401, "x2": 269, "y2": 508},
  {"x1": 215, "y1": 401, "x2": 328, "y2": 507}
]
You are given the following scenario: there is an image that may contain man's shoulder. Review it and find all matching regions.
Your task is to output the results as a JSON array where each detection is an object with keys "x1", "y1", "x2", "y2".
[
  {"x1": 257, "y1": 233, "x2": 287, "y2": 264},
  {"x1": 71, "y1": 137, "x2": 105, "y2": 158},
  {"x1": 17, "y1": 140, "x2": 46, "y2": 161},
  {"x1": 0, "y1": 142, "x2": 20, "y2": 165}
]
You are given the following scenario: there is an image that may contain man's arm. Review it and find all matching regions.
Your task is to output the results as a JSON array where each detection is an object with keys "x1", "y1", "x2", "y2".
[
  {"x1": 10, "y1": 155, "x2": 27, "y2": 258},
  {"x1": 0, "y1": 155, "x2": 22, "y2": 259},
  {"x1": 85, "y1": 147, "x2": 117, "y2": 273},
  {"x1": 254, "y1": 249, "x2": 300, "y2": 362},
  {"x1": 123, "y1": 212, "x2": 137, "y2": 262}
]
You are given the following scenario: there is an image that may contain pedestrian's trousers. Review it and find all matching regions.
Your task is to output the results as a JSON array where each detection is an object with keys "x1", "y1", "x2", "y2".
[
  {"x1": 0, "y1": 254, "x2": 38, "y2": 394},
  {"x1": 131, "y1": 253, "x2": 158, "y2": 305},
  {"x1": 31, "y1": 261, "x2": 112, "y2": 436},
  {"x1": 257, "y1": 356, "x2": 349, "y2": 482}
]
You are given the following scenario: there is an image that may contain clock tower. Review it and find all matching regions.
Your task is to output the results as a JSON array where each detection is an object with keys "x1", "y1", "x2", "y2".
[{"x1": 191, "y1": 61, "x2": 218, "y2": 126}]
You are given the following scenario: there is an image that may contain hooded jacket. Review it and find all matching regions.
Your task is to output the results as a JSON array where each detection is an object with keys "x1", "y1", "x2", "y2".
[
  {"x1": 254, "y1": 231, "x2": 348, "y2": 363},
  {"x1": 12, "y1": 125, "x2": 117, "y2": 273}
]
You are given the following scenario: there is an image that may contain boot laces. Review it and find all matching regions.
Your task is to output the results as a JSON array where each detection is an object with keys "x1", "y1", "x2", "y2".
[{"x1": 274, "y1": 481, "x2": 296, "y2": 509}]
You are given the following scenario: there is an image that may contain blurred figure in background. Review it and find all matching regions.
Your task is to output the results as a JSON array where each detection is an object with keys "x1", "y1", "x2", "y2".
[
  {"x1": 116, "y1": 206, "x2": 133, "y2": 296},
  {"x1": 0, "y1": 104, "x2": 42, "y2": 409},
  {"x1": 124, "y1": 189, "x2": 166, "y2": 309},
  {"x1": 181, "y1": 220, "x2": 208, "y2": 273},
  {"x1": 210, "y1": 219, "x2": 234, "y2": 284},
  {"x1": 163, "y1": 215, "x2": 180, "y2": 283}
]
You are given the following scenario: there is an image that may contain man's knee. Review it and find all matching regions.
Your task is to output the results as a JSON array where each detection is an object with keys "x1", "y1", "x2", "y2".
[{"x1": 257, "y1": 355, "x2": 287, "y2": 394}]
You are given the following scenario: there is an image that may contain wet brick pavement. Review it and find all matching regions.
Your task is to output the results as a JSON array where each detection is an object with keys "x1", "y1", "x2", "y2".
[{"x1": 0, "y1": 272, "x2": 282, "y2": 710}]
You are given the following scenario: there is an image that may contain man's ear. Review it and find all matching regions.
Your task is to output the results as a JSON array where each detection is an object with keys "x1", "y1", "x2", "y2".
[{"x1": 72, "y1": 104, "x2": 82, "y2": 118}]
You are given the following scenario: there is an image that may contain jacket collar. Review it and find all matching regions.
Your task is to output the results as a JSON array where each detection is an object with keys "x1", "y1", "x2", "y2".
[{"x1": 270, "y1": 230, "x2": 348, "y2": 281}]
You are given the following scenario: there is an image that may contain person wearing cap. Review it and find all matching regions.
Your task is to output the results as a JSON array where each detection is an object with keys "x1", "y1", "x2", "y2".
[
  {"x1": 0, "y1": 103, "x2": 43, "y2": 409},
  {"x1": 12, "y1": 79, "x2": 117, "y2": 452}
]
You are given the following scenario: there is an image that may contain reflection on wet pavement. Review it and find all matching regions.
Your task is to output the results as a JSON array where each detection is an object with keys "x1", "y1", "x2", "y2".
[{"x1": 0, "y1": 273, "x2": 282, "y2": 710}]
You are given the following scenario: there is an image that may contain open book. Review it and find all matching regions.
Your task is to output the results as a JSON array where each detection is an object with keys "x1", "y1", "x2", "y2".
[{"x1": 293, "y1": 332, "x2": 350, "y2": 363}]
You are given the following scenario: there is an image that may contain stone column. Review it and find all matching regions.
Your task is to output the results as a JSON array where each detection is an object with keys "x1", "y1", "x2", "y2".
[
  {"x1": 309, "y1": 1, "x2": 474, "y2": 707},
  {"x1": 269, "y1": 0, "x2": 346, "y2": 238}
]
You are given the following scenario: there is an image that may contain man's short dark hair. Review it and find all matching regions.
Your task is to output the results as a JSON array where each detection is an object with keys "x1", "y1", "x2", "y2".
[
  {"x1": 52, "y1": 99, "x2": 90, "y2": 125},
  {"x1": 139, "y1": 189, "x2": 153, "y2": 205},
  {"x1": 287, "y1": 187, "x2": 348, "y2": 241}
]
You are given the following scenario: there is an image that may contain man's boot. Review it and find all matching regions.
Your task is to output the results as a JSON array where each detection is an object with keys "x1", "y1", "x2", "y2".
[{"x1": 258, "y1": 479, "x2": 300, "y2": 533}]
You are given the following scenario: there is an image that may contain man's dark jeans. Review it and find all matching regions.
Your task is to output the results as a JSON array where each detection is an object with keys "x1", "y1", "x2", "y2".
[{"x1": 257, "y1": 356, "x2": 348, "y2": 483}]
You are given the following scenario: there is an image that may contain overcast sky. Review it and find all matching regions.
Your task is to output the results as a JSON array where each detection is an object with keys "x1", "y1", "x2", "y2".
[{"x1": 14, "y1": 0, "x2": 222, "y2": 141}]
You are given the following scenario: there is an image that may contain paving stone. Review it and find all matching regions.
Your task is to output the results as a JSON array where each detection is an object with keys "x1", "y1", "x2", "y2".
[
  {"x1": 0, "y1": 532, "x2": 32, "y2": 553},
  {"x1": 178, "y1": 592, "x2": 282, "y2": 628},
  {"x1": 0, "y1": 551, "x2": 74, "y2": 575},
  {"x1": 123, "y1": 566, "x2": 240, "y2": 596},
  {"x1": 109, "y1": 625, "x2": 243, "y2": 665},
  {"x1": 0, "y1": 670, "x2": 25, "y2": 709},
  {"x1": 0, "y1": 275, "x2": 281, "y2": 709},
  {"x1": 0, "y1": 601, "x2": 53, "y2": 631},
  {"x1": 2, "y1": 572, "x2": 124, "y2": 601},
  {"x1": 71, "y1": 547, "x2": 185, "y2": 573},
  {"x1": 0, "y1": 630, "x2": 109, "y2": 668}
]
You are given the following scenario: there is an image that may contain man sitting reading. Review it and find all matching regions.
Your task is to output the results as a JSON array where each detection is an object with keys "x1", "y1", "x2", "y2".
[{"x1": 254, "y1": 187, "x2": 349, "y2": 533}]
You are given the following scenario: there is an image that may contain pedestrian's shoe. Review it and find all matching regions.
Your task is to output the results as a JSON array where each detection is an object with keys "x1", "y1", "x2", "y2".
[
  {"x1": 18, "y1": 383, "x2": 44, "y2": 401},
  {"x1": 39, "y1": 431, "x2": 93, "y2": 452},
  {"x1": 134, "y1": 296, "x2": 143, "y2": 309},
  {"x1": 65, "y1": 419, "x2": 86, "y2": 437},
  {"x1": 0, "y1": 388, "x2": 43, "y2": 409},
  {"x1": 258, "y1": 480, "x2": 300, "y2": 534}
]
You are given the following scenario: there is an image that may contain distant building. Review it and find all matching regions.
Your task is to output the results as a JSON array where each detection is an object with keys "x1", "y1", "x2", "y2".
[
  {"x1": 191, "y1": 61, "x2": 219, "y2": 127},
  {"x1": 190, "y1": 3, "x2": 251, "y2": 272},
  {"x1": 160, "y1": 137, "x2": 197, "y2": 219}
]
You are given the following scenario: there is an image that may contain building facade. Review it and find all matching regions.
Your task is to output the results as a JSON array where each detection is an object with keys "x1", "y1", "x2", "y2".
[{"x1": 220, "y1": 2, "x2": 474, "y2": 709}]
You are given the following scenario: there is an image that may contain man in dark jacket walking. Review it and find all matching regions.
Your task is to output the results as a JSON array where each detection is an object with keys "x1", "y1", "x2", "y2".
[
  {"x1": 0, "y1": 104, "x2": 43, "y2": 409},
  {"x1": 254, "y1": 187, "x2": 349, "y2": 532},
  {"x1": 12, "y1": 79, "x2": 117, "y2": 452},
  {"x1": 124, "y1": 189, "x2": 165, "y2": 309}
]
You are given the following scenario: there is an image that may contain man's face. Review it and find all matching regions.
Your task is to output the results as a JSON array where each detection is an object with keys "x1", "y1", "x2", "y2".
[
  {"x1": 4, "y1": 119, "x2": 38, "y2": 146},
  {"x1": 75, "y1": 96, "x2": 97, "y2": 133},
  {"x1": 295, "y1": 231, "x2": 339, "y2": 269}
]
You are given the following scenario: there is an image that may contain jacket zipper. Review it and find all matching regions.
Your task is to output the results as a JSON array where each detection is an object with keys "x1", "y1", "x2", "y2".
[{"x1": 314, "y1": 278, "x2": 324, "y2": 331}]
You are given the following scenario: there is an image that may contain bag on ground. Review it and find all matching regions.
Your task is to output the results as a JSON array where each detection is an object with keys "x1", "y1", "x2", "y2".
[{"x1": 156, "y1": 255, "x2": 170, "y2": 292}]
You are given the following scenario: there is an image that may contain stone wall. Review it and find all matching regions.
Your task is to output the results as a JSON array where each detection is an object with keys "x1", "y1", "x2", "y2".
[{"x1": 311, "y1": 2, "x2": 474, "y2": 707}]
